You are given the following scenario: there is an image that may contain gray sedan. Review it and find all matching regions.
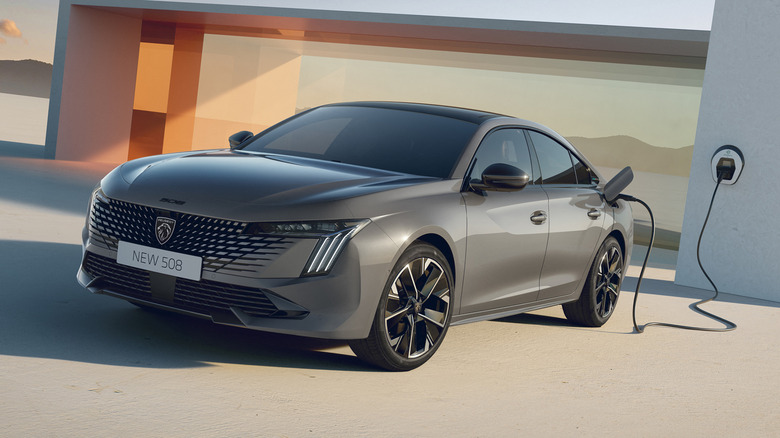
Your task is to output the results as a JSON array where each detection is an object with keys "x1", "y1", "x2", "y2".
[{"x1": 78, "y1": 102, "x2": 633, "y2": 371}]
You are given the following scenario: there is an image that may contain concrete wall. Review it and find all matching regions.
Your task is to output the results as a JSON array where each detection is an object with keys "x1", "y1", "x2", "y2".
[
  {"x1": 44, "y1": 1, "x2": 710, "y2": 162},
  {"x1": 676, "y1": 0, "x2": 780, "y2": 301},
  {"x1": 51, "y1": 6, "x2": 141, "y2": 162},
  {"x1": 152, "y1": 0, "x2": 716, "y2": 31}
]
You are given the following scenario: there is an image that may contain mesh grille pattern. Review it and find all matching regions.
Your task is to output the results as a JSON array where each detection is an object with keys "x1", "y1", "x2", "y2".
[
  {"x1": 83, "y1": 251, "x2": 152, "y2": 297},
  {"x1": 88, "y1": 197, "x2": 297, "y2": 275},
  {"x1": 175, "y1": 278, "x2": 278, "y2": 317},
  {"x1": 82, "y1": 252, "x2": 279, "y2": 318}
]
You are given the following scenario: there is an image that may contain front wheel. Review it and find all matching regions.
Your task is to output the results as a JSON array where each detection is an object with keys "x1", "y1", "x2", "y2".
[
  {"x1": 563, "y1": 236, "x2": 624, "y2": 327},
  {"x1": 349, "y1": 243, "x2": 453, "y2": 371}
]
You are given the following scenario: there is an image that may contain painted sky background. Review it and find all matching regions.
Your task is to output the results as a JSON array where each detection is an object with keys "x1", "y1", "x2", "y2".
[
  {"x1": 1, "y1": 0, "x2": 715, "y2": 63},
  {"x1": 0, "y1": 0, "x2": 59, "y2": 62}
]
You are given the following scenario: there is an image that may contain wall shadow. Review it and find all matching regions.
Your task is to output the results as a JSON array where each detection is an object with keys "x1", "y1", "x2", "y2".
[
  {"x1": 0, "y1": 141, "x2": 45, "y2": 159},
  {"x1": 622, "y1": 276, "x2": 780, "y2": 308},
  {"x1": 0, "y1": 239, "x2": 374, "y2": 372},
  {"x1": 0, "y1": 154, "x2": 114, "y2": 215}
]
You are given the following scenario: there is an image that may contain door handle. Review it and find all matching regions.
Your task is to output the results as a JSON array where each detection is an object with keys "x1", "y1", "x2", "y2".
[
  {"x1": 530, "y1": 210, "x2": 547, "y2": 225},
  {"x1": 587, "y1": 208, "x2": 601, "y2": 219}
]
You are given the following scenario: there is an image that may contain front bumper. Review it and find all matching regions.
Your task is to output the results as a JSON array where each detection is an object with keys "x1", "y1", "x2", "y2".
[{"x1": 77, "y1": 220, "x2": 398, "y2": 340}]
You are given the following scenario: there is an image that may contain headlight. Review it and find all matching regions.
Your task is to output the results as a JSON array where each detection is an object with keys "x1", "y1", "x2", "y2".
[
  {"x1": 303, "y1": 221, "x2": 369, "y2": 276},
  {"x1": 245, "y1": 219, "x2": 370, "y2": 276}
]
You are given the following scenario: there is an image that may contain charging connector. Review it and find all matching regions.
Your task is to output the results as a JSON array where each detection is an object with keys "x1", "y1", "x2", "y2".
[
  {"x1": 711, "y1": 145, "x2": 744, "y2": 185},
  {"x1": 716, "y1": 157, "x2": 736, "y2": 181}
]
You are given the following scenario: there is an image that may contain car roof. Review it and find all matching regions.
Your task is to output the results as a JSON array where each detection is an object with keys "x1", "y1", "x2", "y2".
[{"x1": 324, "y1": 101, "x2": 507, "y2": 124}]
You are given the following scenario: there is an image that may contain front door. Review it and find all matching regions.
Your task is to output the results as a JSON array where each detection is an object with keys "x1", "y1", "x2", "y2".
[{"x1": 460, "y1": 128, "x2": 549, "y2": 314}]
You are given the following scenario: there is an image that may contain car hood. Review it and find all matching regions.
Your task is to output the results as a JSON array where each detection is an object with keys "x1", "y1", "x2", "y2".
[{"x1": 102, "y1": 150, "x2": 433, "y2": 220}]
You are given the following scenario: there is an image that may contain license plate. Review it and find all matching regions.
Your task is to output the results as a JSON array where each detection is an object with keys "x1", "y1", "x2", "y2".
[{"x1": 117, "y1": 241, "x2": 202, "y2": 281}]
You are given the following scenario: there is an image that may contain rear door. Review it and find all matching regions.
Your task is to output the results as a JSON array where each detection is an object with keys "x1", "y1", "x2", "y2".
[{"x1": 526, "y1": 130, "x2": 607, "y2": 301}]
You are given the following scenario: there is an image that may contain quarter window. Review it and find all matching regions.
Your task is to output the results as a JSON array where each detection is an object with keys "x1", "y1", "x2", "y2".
[{"x1": 573, "y1": 156, "x2": 593, "y2": 185}]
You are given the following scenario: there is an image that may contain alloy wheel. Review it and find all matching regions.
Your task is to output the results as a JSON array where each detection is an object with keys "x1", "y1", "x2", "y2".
[
  {"x1": 383, "y1": 257, "x2": 451, "y2": 359},
  {"x1": 595, "y1": 245, "x2": 622, "y2": 318}
]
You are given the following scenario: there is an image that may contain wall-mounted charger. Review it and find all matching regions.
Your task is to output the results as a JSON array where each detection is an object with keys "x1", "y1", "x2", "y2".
[
  {"x1": 711, "y1": 145, "x2": 744, "y2": 185},
  {"x1": 628, "y1": 147, "x2": 739, "y2": 334}
]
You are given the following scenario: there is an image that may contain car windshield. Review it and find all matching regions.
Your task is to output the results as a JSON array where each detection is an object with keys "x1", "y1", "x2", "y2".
[{"x1": 241, "y1": 106, "x2": 479, "y2": 178}]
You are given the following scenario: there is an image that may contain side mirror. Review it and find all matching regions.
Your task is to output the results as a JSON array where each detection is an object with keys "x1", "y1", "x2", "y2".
[
  {"x1": 228, "y1": 130, "x2": 254, "y2": 149},
  {"x1": 474, "y1": 163, "x2": 530, "y2": 192},
  {"x1": 603, "y1": 166, "x2": 633, "y2": 203}
]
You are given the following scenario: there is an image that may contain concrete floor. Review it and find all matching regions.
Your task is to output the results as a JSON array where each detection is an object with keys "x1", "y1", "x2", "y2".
[{"x1": 1, "y1": 150, "x2": 778, "y2": 437}]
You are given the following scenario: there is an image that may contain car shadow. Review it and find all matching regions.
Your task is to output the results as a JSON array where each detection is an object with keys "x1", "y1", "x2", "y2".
[
  {"x1": 495, "y1": 312, "x2": 575, "y2": 327},
  {"x1": 0, "y1": 239, "x2": 377, "y2": 372},
  {"x1": 493, "y1": 310, "x2": 641, "y2": 336}
]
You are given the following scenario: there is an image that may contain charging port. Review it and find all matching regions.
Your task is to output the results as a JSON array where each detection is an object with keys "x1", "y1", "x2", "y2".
[{"x1": 711, "y1": 145, "x2": 744, "y2": 185}]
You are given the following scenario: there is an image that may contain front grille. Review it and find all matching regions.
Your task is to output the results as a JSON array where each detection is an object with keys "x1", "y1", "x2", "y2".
[
  {"x1": 175, "y1": 278, "x2": 277, "y2": 317},
  {"x1": 89, "y1": 197, "x2": 300, "y2": 276},
  {"x1": 83, "y1": 250, "x2": 152, "y2": 297},
  {"x1": 83, "y1": 252, "x2": 280, "y2": 318}
]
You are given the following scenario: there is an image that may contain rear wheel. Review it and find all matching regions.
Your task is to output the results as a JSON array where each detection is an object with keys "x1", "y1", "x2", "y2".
[
  {"x1": 563, "y1": 236, "x2": 623, "y2": 327},
  {"x1": 350, "y1": 243, "x2": 453, "y2": 371}
]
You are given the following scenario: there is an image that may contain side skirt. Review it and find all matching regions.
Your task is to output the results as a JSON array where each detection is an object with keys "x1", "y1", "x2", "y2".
[{"x1": 450, "y1": 293, "x2": 579, "y2": 327}]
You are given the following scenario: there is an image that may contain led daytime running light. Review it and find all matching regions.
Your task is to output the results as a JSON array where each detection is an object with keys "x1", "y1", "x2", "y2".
[
  {"x1": 303, "y1": 221, "x2": 368, "y2": 276},
  {"x1": 245, "y1": 220, "x2": 362, "y2": 237}
]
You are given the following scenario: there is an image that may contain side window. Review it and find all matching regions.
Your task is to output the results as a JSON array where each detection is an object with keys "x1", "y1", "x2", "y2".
[
  {"x1": 469, "y1": 129, "x2": 533, "y2": 183},
  {"x1": 528, "y1": 131, "x2": 577, "y2": 185}
]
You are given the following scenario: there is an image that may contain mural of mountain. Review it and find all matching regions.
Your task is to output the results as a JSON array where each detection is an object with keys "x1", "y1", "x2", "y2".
[
  {"x1": 567, "y1": 135, "x2": 693, "y2": 177},
  {"x1": 0, "y1": 59, "x2": 53, "y2": 98}
]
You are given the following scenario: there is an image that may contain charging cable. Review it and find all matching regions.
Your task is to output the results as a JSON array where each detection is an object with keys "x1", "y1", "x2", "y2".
[{"x1": 622, "y1": 174, "x2": 737, "y2": 333}]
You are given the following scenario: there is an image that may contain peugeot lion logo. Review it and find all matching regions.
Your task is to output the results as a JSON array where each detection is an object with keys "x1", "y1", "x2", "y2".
[{"x1": 155, "y1": 217, "x2": 176, "y2": 245}]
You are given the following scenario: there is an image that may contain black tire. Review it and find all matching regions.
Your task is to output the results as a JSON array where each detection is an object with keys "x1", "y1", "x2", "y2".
[
  {"x1": 349, "y1": 243, "x2": 453, "y2": 371},
  {"x1": 563, "y1": 236, "x2": 623, "y2": 327}
]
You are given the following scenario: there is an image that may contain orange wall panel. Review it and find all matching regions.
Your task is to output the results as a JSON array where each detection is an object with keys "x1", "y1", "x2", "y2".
[
  {"x1": 128, "y1": 110, "x2": 166, "y2": 160},
  {"x1": 162, "y1": 28, "x2": 204, "y2": 155},
  {"x1": 133, "y1": 43, "x2": 174, "y2": 113}
]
